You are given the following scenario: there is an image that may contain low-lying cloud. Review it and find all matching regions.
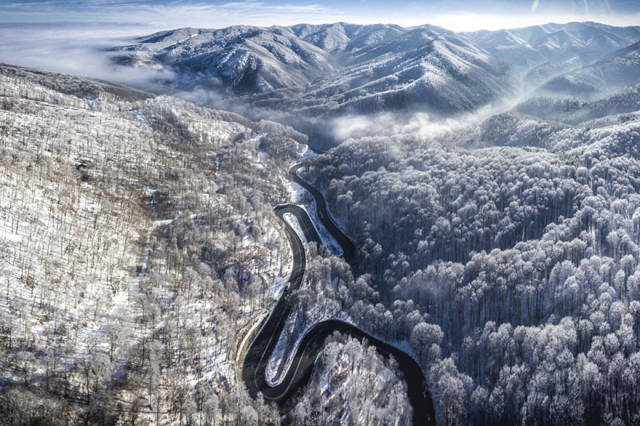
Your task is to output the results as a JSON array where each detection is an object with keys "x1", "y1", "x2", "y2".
[
  {"x1": 329, "y1": 104, "x2": 504, "y2": 144},
  {"x1": 0, "y1": 22, "x2": 173, "y2": 88}
]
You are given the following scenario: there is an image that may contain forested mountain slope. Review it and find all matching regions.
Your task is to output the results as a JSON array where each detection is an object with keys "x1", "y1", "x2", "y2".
[
  {"x1": 298, "y1": 25, "x2": 508, "y2": 116},
  {"x1": 539, "y1": 41, "x2": 640, "y2": 98},
  {"x1": 465, "y1": 21, "x2": 640, "y2": 83},
  {"x1": 111, "y1": 23, "x2": 510, "y2": 116},
  {"x1": 465, "y1": 87, "x2": 640, "y2": 150},
  {"x1": 300, "y1": 106, "x2": 640, "y2": 424},
  {"x1": 113, "y1": 26, "x2": 335, "y2": 93},
  {"x1": 0, "y1": 63, "x2": 301, "y2": 423},
  {"x1": 516, "y1": 83, "x2": 640, "y2": 125},
  {"x1": 0, "y1": 63, "x2": 413, "y2": 424}
]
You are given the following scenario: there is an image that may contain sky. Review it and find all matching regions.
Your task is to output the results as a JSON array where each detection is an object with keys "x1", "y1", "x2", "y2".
[{"x1": 1, "y1": 0, "x2": 639, "y2": 32}]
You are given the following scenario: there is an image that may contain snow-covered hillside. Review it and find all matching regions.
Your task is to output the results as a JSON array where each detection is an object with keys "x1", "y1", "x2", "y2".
[
  {"x1": 465, "y1": 21, "x2": 640, "y2": 77},
  {"x1": 291, "y1": 22, "x2": 405, "y2": 53},
  {"x1": 300, "y1": 25, "x2": 509, "y2": 115},
  {"x1": 112, "y1": 23, "x2": 511, "y2": 116},
  {"x1": 0, "y1": 63, "x2": 303, "y2": 423},
  {"x1": 0, "y1": 63, "x2": 413, "y2": 425},
  {"x1": 540, "y1": 41, "x2": 640, "y2": 98},
  {"x1": 516, "y1": 83, "x2": 640, "y2": 124},
  {"x1": 113, "y1": 26, "x2": 335, "y2": 93}
]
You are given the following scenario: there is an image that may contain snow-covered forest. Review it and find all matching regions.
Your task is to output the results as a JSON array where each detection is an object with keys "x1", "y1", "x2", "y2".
[
  {"x1": 0, "y1": 64, "x2": 411, "y2": 424},
  {"x1": 290, "y1": 333, "x2": 412, "y2": 425},
  {"x1": 2, "y1": 13, "x2": 640, "y2": 426},
  {"x1": 300, "y1": 109, "x2": 640, "y2": 424},
  {"x1": 0, "y1": 63, "x2": 292, "y2": 423}
]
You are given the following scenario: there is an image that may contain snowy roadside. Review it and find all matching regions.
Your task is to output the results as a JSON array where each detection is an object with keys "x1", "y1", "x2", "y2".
[
  {"x1": 266, "y1": 304, "x2": 350, "y2": 387},
  {"x1": 290, "y1": 182, "x2": 344, "y2": 256},
  {"x1": 265, "y1": 298, "x2": 421, "y2": 388}
]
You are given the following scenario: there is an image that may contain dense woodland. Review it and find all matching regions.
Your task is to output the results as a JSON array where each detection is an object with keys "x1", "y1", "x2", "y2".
[
  {"x1": 0, "y1": 64, "x2": 414, "y2": 425},
  {"x1": 290, "y1": 333, "x2": 411, "y2": 425},
  {"x1": 299, "y1": 119, "x2": 640, "y2": 424},
  {"x1": 0, "y1": 65, "x2": 404, "y2": 425},
  {"x1": 2, "y1": 45, "x2": 640, "y2": 424}
]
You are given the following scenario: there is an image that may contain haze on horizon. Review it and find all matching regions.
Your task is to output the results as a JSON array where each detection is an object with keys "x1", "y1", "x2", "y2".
[{"x1": 1, "y1": 0, "x2": 639, "y2": 32}]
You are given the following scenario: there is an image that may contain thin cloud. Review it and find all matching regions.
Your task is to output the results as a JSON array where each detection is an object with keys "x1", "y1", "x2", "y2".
[
  {"x1": 0, "y1": 1, "x2": 343, "y2": 28},
  {"x1": 0, "y1": 1, "x2": 638, "y2": 30},
  {"x1": 0, "y1": 22, "x2": 172, "y2": 87},
  {"x1": 531, "y1": 0, "x2": 540, "y2": 13}
]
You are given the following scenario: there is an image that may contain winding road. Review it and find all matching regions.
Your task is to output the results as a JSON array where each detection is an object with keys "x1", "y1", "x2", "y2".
[
  {"x1": 289, "y1": 164, "x2": 355, "y2": 261},
  {"x1": 241, "y1": 163, "x2": 435, "y2": 425}
]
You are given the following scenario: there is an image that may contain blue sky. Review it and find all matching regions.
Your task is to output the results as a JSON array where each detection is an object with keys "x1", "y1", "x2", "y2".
[{"x1": 1, "y1": 0, "x2": 639, "y2": 31}]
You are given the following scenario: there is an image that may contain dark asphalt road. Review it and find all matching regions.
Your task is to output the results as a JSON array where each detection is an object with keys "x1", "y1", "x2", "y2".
[
  {"x1": 241, "y1": 163, "x2": 435, "y2": 425},
  {"x1": 289, "y1": 164, "x2": 355, "y2": 261}
]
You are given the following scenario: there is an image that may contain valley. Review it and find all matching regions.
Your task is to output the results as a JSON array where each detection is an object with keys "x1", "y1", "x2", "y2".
[{"x1": 2, "y1": 14, "x2": 640, "y2": 426}]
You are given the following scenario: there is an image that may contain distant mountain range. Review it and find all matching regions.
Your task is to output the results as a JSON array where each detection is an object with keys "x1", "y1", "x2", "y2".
[
  {"x1": 110, "y1": 21, "x2": 640, "y2": 149},
  {"x1": 538, "y1": 40, "x2": 640, "y2": 98},
  {"x1": 111, "y1": 23, "x2": 511, "y2": 116},
  {"x1": 465, "y1": 21, "x2": 640, "y2": 69}
]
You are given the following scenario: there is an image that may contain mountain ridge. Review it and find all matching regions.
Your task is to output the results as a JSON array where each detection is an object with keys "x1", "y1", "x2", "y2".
[
  {"x1": 110, "y1": 22, "x2": 511, "y2": 116},
  {"x1": 112, "y1": 21, "x2": 640, "y2": 118}
]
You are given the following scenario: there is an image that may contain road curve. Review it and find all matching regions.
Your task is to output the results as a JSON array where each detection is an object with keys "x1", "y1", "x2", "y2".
[
  {"x1": 241, "y1": 163, "x2": 435, "y2": 425},
  {"x1": 289, "y1": 164, "x2": 355, "y2": 261}
]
